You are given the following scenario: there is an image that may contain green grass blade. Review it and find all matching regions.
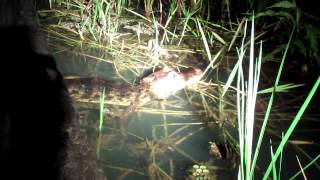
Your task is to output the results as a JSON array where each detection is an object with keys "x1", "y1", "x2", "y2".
[
  {"x1": 197, "y1": 18, "x2": 211, "y2": 61},
  {"x1": 268, "y1": 1, "x2": 296, "y2": 9},
  {"x1": 228, "y1": 18, "x2": 245, "y2": 51},
  {"x1": 258, "y1": 83, "x2": 304, "y2": 94},
  {"x1": 222, "y1": 20, "x2": 248, "y2": 96},
  {"x1": 278, "y1": 133, "x2": 284, "y2": 180},
  {"x1": 245, "y1": 17, "x2": 256, "y2": 178},
  {"x1": 270, "y1": 140, "x2": 277, "y2": 180},
  {"x1": 263, "y1": 76, "x2": 320, "y2": 179},
  {"x1": 289, "y1": 154, "x2": 320, "y2": 180},
  {"x1": 250, "y1": 26, "x2": 295, "y2": 178},
  {"x1": 97, "y1": 87, "x2": 105, "y2": 159},
  {"x1": 200, "y1": 47, "x2": 225, "y2": 80},
  {"x1": 237, "y1": 55, "x2": 245, "y2": 180},
  {"x1": 177, "y1": 15, "x2": 192, "y2": 46},
  {"x1": 222, "y1": 56, "x2": 240, "y2": 97},
  {"x1": 99, "y1": 87, "x2": 106, "y2": 132}
]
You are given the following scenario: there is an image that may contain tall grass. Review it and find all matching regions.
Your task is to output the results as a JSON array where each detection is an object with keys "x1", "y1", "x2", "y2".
[
  {"x1": 235, "y1": 18, "x2": 261, "y2": 180},
  {"x1": 232, "y1": 18, "x2": 320, "y2": 179}
]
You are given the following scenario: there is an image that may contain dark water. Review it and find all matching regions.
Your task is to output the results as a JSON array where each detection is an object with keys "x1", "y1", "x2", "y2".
[
  {"x1": 52, "y1": 43, "x2": 320, "y2": 179},
  {"x1": 52, "y1": 46, "x2": 236, "y2": 179}
]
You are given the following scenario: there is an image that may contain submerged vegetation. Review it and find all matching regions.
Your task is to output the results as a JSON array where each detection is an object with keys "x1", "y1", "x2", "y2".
[{"x1": 36, "y1": 0, "x2": 319, "y2": 179}]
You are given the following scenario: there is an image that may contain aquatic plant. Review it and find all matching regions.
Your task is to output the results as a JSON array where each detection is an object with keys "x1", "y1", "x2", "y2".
[
  {"x1": 226, "y1": 18, "x2": 320, "y2": 179},
  {"x1": 96, "y1": 87, "x2": 105, "y2": 159}
]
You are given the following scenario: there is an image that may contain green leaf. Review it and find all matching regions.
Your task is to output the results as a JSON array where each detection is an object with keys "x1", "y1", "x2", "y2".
[
  {"x1": 263, "y1": 76, "x2": 320, "y2": 179},
  {"x1": 256, "y1": 10, "x2": 278, "y2": 18},
  {"x1": 264, "y1": 45, "x2": 286, "y2": 62},
  {"x1": 258, "y1": 83, "x2": 304, "y2": 94},
  {"x1": 256, "y1": 10, "x2": 294, "y2": 24},
  {"x1": 294, "y1": 39, "x2": 307, "y2": 57},
  {"x1": 268, "y1": 1, "x2": 296, "y2": 9},
  {"x1": 305, "y1": 24, "x2": 319, "y2": 55}
]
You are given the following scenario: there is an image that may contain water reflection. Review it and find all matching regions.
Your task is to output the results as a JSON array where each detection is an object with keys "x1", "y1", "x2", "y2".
[{"x1": 52, "y1": 47, "x2": 234, "y2": 179}]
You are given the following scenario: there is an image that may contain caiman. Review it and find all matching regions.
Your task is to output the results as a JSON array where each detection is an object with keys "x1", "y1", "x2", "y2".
[{"x1": 65, "y1": 67, "x2": 203, "y2": 133}]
